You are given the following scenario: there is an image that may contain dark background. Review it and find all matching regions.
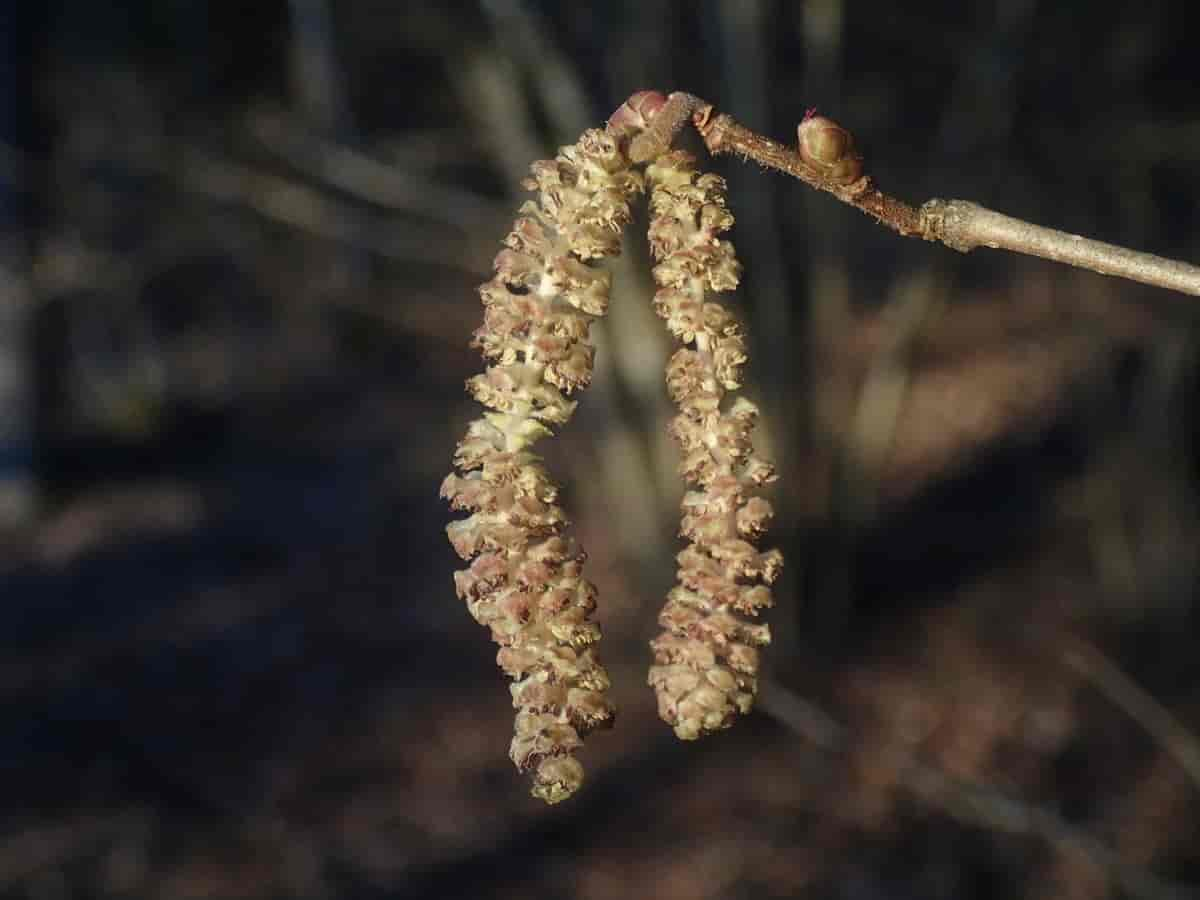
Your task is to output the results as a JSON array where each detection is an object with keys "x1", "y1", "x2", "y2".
[{"x1": 1, "y1": 1, "x2": 1199, "y2": 897}]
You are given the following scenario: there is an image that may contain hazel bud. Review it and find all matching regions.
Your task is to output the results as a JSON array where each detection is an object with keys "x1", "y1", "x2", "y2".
[
  {"x1": 796, "y1": 111, "x2": 863, "y2": 185},
  {"x1": 607, "y1": 90, "x2": 669, "y2": 133}
]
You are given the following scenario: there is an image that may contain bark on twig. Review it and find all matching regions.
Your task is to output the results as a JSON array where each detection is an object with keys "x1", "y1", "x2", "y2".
[{"x1": 919, "y1": 199, "x2": 1200, "y2": 297}]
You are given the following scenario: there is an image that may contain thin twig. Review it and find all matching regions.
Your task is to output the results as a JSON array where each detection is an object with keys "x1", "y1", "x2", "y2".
[
  {"x1": 921, "y1": 200, "x2": 1200, "y2": 297},
  {"x1": 691, "y1": 106, "x2": 925, "y2": 233},
  {"x1": 629, "y1": 94, "x2": 1200, "y2": 297}
]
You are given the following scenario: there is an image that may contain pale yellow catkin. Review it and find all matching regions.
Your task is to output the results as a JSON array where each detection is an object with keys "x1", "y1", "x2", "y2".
[
  {"x1": 445, "y1": 92, "x2": 784, "y2": 798},
  {"x1": 442, "y1": 127, "x2": 642, "y2": 803},
  {"x1": 644, "y1": 150, "x2": 782, "y2": 740}
]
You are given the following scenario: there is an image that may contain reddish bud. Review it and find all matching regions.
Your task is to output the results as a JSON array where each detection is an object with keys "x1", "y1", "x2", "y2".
[
  {"x1": 797, "y1": 114, "x2": 863, "y2": 185},
  {"x1": 607, "y1": 90, "x2": 669, "y2": 133}
]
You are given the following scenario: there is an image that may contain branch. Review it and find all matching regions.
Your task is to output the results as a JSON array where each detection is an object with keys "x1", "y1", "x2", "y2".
[{"x1": 623, "y1": 92, "x2": 1200, "y2": 298}]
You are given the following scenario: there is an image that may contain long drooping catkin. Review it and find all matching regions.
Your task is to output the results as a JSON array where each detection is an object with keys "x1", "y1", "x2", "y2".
[
  {"x1": 441, "y1": 128, "x2": 642, "y2": 803},
  {"x1": 644, "y1": 150, "x2": 782, "y2": 740}
]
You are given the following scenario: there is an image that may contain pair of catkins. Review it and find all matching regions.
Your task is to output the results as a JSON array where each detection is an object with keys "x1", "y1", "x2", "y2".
[{"x1": 441, "y1": 91, "x2": 823, "y2": 803}]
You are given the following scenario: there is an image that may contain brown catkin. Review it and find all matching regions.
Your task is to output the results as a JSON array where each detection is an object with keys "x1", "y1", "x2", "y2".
[
  {"x1": 441, "y1": 128, "x2": 642, "y2": 802},
  {"x1": 644, "y1": 150, "x2": 782, "y2": 740}
]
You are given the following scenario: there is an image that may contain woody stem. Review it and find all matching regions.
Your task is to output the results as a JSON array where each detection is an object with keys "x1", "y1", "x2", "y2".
[{"x1": 622, "y1": 91, "x2": 1200, "y2": 298}]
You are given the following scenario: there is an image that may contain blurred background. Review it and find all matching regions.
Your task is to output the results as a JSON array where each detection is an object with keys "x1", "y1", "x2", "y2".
[{"x1": 2, "y1": 0, "x2": 1199, "y2": 897}]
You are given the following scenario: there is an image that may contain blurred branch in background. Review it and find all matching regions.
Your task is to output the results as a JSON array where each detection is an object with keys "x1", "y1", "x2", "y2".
[
  {"x1": 173, "y1": 148, "x2": 484, "y2": 272},
  {"x1": 844, "y1": 267, "x2": 940, "y2": 524},
  {"x1": 247, "y1": 109, "x2": 505, "y2": 232},
  {"x1": 758, "y1": 677, "x2": 1197, "y2": 900},
  {"x1": 286, "y1": 0, "x2": 371, "y2": 305},
  {"x1": 1063, "y1": 639, "x2": 1200, "y2": 795},
  {"x1": 792, "y1": 0, "x2": 856, "y2": 663},
  {"x1": 286, "y1": 0, "x2": 351, "y2": 138},
  {"x1": 0, "y1": 0, "x2": 36, "y2": 526}
]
